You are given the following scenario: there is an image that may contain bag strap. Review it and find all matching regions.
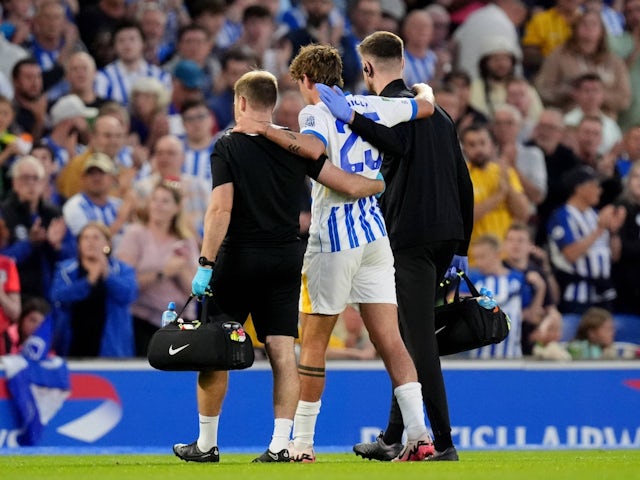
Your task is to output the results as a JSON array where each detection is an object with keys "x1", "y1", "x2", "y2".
[
  {"x1": 458, "y1": 271, "x2": 481, "y2": 299},
  {"x1": 177, "y1": 294, "x2": 196, "y2": 318}
]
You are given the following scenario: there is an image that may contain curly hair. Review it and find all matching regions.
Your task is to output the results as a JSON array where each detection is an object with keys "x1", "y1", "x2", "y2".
[{"x1": 289, "y1": 44, "x2": 344, "y2": 88}]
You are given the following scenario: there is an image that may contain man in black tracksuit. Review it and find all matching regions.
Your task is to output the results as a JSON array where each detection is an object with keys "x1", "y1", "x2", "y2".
[{"x1": 321, "y1": 31, "x2": 474, "y2": 460}]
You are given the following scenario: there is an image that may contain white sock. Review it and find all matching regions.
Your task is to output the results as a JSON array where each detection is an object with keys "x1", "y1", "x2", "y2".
[
  {"x1": 269, "y1": 418, "x2": 293, "y2": 452},
  {"x1": 394, "y1": 382, "x2": 428, "y2": 441},
  {"x1": 197, "y1": 414, "x2": 219, "y2": 451},
  {"x1": 292, "y1": 400, "x2": 321, "y2": 449}
]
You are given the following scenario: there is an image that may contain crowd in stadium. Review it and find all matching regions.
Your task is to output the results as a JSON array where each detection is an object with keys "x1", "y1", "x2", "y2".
[{"x1": 0, "y1": 0, "x2": 638, "y2": 360}]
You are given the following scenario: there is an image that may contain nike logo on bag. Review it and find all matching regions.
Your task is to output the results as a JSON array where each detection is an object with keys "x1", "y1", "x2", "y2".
[{"x1": 169, "y1": 344, "x2": 190, "y2": 355}]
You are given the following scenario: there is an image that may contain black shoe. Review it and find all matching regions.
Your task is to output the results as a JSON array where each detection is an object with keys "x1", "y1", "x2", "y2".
[
  {"x1": 425, "y1": 446, "x2": 459, "y2": 461},
  {"x1": 353, "y1": 431, "x2": 403, "y2": 461},
  {"x1": 173, "y1": 441, "x2": 220, "y2": 462},
  {"x1": 252, "y1": 448, "x2": 291, "y2": 463}
]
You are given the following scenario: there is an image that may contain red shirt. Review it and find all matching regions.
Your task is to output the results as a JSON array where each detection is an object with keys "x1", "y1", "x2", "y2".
[{"x1": 0, "y1": 255, "x2": 20, "y2": 355}]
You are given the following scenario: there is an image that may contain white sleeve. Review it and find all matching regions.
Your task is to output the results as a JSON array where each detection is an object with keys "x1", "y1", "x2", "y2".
[
  {"x1": 298, "y1": 104, "x2": 330, "y2": 147},
  {"x1": 62, "y1": 198, "x2": 88, "y2": 236},
  {"x1": 349, "y1": 94, "x2": 418, "y2": 127},
  {"x1": 93, "y1": 70, "x2": 109, "y2": 99}
]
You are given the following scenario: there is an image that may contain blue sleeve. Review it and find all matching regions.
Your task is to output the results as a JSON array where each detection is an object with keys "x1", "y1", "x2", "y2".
[
  {"x1": 50, "y1": 264, "x2": 92, "y2": 304},
  {"x1": 104, "y1": 262, "x2": 138, "y2": 304},
  {"x1": 547, "y1": 207, "x2": 576, "y2": 249},
  {"x1": 0, "y1": 239, "x2": 34, "y2": 263}
]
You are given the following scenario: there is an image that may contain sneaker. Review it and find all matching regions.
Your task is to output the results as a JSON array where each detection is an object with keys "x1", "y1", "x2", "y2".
[
  {"x1": 252, "y1": 448, "x2": 291, "y2": 463},
  {"x1": 425, "y1": 446, "x2": 459, "y2": 461},
  {"x1": 353, "y1": 432, "x2": 403, "y2": 461},
  {"x1": 289, "y1": 442, "x2": 316, "y2": 463},
  {"x1": 392, "y1": 435, "x2": 435, "y2": 462},
  {"x1": 173, "y1": 441, "x2": 219, "y2": 463}
]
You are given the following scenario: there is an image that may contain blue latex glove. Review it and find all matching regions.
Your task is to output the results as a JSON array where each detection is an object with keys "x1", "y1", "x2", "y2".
[
  {"x1": 192, "y1": 266, "x2": 213, "y2": 296},
  {"x1": 444, "y1": 255, "x2": 468, "y2": 280},
  {"x1": 375, "y1": 171, "x2": 385, "y2": 199},
  {"x1": 316, "y1": 83, "x2": 353, "y2": 123}
]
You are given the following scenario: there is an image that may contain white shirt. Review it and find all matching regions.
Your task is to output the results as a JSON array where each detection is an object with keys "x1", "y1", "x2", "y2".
[
  {"x1": 299, "y1": 95, "x2": 418, "y2": 253},
  {"x1": 94, "y1": 60, "x2": 172, "y2": 106}
]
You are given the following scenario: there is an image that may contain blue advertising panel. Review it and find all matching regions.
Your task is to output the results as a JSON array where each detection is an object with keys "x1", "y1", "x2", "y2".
[{"x1": 1, "y1": 361, "x2": 639, "y2": 450}]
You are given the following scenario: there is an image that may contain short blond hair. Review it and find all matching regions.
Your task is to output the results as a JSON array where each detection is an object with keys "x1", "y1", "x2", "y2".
[{"x1": 234, "y1": 70, "x2": 278, "y2": 110}]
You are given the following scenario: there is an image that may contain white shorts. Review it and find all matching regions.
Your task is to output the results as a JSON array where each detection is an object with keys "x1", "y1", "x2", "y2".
[{"x1": 299, "y1": 237, "x2": 397, "y2": 315}]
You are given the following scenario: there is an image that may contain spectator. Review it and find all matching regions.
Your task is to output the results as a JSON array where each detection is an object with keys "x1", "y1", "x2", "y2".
[
  {"x1": 451, "y1": 0, "x2": 527, "y2": 79},
  {"x1": 29, "y1": 141, "x2": 63, "y2": 206},
  {"x1": 521, "y1": 0, "x2": 581, "y2": 77},
  {"x1": 0, "y1": 95, "x2": 29, "y2": 196},
  {"x1": 505, "y1": 76, "x2": 541, "y2": 142},
  {"x1": 115, "y1": 180, "x2": 198, "y2": 356},
  {"x1": 0, "y1": 217, "x2": 21, "y2": 355},
  {"x1": 502, "y1": 222, "x2": 561, "y2": 354},
  {"x1": 530, "y1": 313, "x2": 572, "y2": 360},
  {"x1": 62, "y1": 152, "x2": 134, "y2": 244},
  {"x1": 129, "y1": 76, "x2": 171, "y2": 149},
  {"x1": 26, "y1": 0, "x2": 85, "y2": 102},
  {"x1": 615, "y1": 125, "x2": 640, "y2": 179},
  {"x1": 547, "y1": 165, "x2": 626, "y2": 314},
  {"x1": 0, "y1": 34, "x2": 27, "y2": 98},
  {"x1": 491, "y1": 104, "x2": 548, "y2": 213},
  {"x1": 460, "y1": 123, "x2": 529, "y2": 264},
  {"x1": 2, "y1": 0, "x2": 34, "y2": 46},
  {"x1": 6, "y1": 297, "x2": 50, "y2": 355},
  {"x1": 467, "y1": 234, "x2": 531, "y2": 358},
  {"x1": 76, "y1": 0, "x2": 128, "y2": 68},
  {"x1": 208, "y1": 47, "x2": 257, "y2": 130},
  {"x1": 94, "y1": 20, "x2": 172, "y2": 107},
  {"x1": 180, "y1": 99, "x2": 216, "y2": 182},
  {"x1": 612, "y1": 161, "x2": 640, "y2": 315},
  {"x1": 282, "y1": 0, "x2": 361, "y2": 91},
  {"x1": 563, "y1": 73, "x2": 622, "y2": 156},
  {"x1": 57, "y1": 113, "x2": 127, "y2": 200},
  {"x1": 64, "y1": 52, "x2": 108, "y2": 110},
  {"x1": 136, "y1": 1, "x2": 173, "y2": 65},
  {"x1": 608, "y1": 0, "x2": 640, "y2": 131},
  {"x1": 0, "y1": 155, "x2": 72, "y2": 301},
  {"x1": 378, "y1": 0, "x2": 405, "y2": 34},
  {"x1": 133, "y1": 134, "x2": 209, "y2": 239},
  {"x1": 11, "y1": 58, "x2": 46, "y2": 142},
  {"x1": 167, "y1": 59, "x2": 207, "y2": 136},
  {"x1": 235, "y1": 5, "x2": 286, "y2": 79},
  {"x1": 51, "y1": 221, "x2": 137, "y2": 358},
  {"x1": 41, "y1": 94, "x2": 98, "y2": 171},
  {"x1": 570, "y1": 115, "x2": 623, "y2": 208},
  {"x1": 401, "y1": 9, "x2": 438, "y2": 88},
  {"x1": 443, "y1": 69, "x2": 488, "y2": 131},
  {"x1": 190, "y1": 0, "x2": 227, "y2": 50},
  {"x1": 567, "y1": 307, "x2": 622, "y2": 359},
  {"x1": 425, "y1": 4, "x2": 454, "y2": 84},
  {"x1": 214, "y1": 0, "x2": 247, "y2": 52},
  {"x1": 528, "y1": 108, "x2": 581, "y2": 245},
  {"x1": 535, "y1": 10, "x2": 631, "y2": 117},
  {"x1": 163, "y1": 24, "x2": 219, "y2": 103}
]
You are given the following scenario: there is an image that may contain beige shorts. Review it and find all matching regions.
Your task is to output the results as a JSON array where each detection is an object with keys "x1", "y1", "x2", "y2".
[{"x1": 299, "y1": 237, "x2": 397, "y2": 315}]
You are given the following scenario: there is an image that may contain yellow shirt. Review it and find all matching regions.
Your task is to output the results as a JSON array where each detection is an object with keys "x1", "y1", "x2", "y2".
[
  {"x1": 468, "y1": 161, "x2": 524, "y2": 263},
  {"x1": 522, "y1": 8, "x2": 573, "y2": 57}
]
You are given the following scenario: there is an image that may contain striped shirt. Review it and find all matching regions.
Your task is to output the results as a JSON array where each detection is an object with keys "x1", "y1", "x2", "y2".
[
  {"x1": 547, "y1": 204, "x2": 614, "y2": 306},
  {"x1": 94, "y1": 60, "x2": 172, "y2": 106},
  {"x1": 62, "y1": 192, "x2": 122, "y2": 237},
  {"x1": 216, "y1": 19, "x2": 243, "y2": 51},
  {"x1": 27, "y1": 39, "x2": 68, "y2": 101},
  {"x1": 299, "y1": 95, "x2": 418, "y2": 253},
  {"x1": 403, "y1": 50, "x2": 437, "y2": 87},
  {"x1": 180, "y1": 136, "x2": 216, "y2": 182},
  {"x1": 467, "y1": 269, "x2": 530, "y2": 359}
]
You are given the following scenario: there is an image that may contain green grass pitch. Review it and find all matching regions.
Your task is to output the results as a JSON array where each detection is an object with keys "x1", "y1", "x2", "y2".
[{"x1": 2, "y1": 450, "x2": 640, "y2": 480}]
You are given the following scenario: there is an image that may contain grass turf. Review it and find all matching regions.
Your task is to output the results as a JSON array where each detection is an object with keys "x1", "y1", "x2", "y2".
[{"x1": 1, "y1": 450, "x2": 640, "y2": 480}]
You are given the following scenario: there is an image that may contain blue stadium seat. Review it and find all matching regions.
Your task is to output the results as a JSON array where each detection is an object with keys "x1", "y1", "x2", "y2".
[
  {"x1": 613, "y1": 314, "x2": 640, "y2": 344},
  {"x1": 561, "y1": 314, "x2": 582, "y2": 342}
]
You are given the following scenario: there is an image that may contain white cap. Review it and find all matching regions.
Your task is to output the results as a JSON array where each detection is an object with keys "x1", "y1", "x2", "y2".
[{"x1": 49, "y1": 94, "x2": 99, "y2": 125}]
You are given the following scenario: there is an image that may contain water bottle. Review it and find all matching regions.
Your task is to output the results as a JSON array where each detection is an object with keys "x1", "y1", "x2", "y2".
[
  {"x1": 161, "y1": 301, "x2": 178, "y2": 327},
  {"x1": 477, "y1": 288, "x2": 497, "y2": 310}
]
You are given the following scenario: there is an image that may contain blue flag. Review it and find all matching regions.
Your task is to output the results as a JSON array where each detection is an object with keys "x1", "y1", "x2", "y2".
[{"x1": 1, "y1": 314, "x2": 70, "y2": 446}]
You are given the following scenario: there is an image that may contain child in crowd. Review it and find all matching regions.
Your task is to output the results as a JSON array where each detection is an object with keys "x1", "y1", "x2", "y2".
[
  {"x1": 6, "y1": 297, "x2": 50, "y2": 354},
  {"x1": 531, "y1": 313, "x2": 572, "y2": 361},
  {"x1": 567, "y1": 307, "x2": 628, "y2": 359}
]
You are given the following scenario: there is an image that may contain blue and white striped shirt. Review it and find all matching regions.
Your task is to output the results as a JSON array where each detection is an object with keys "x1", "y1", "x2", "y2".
[
  {"x1": 94, "y1": 60, "x2": 171, "y2": 106},
  {"x1": 403, "y1": 50, "x2": 437, "y2": 88},
  {"x1": 62, "y1": 192, "x2": 122, "y2": 237},
  {"x1": 547, "y1": 204, "x2": 614, "y2": 306},
  {"x1": 299, "y1": 95, "x2": 418, "y2": 253},
  {"x1": 467, "y1": 269, "x2": 529, "y2": 359},
  {"x1": 180, "y1": 136, "x2": 215, "y2": 182}
]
